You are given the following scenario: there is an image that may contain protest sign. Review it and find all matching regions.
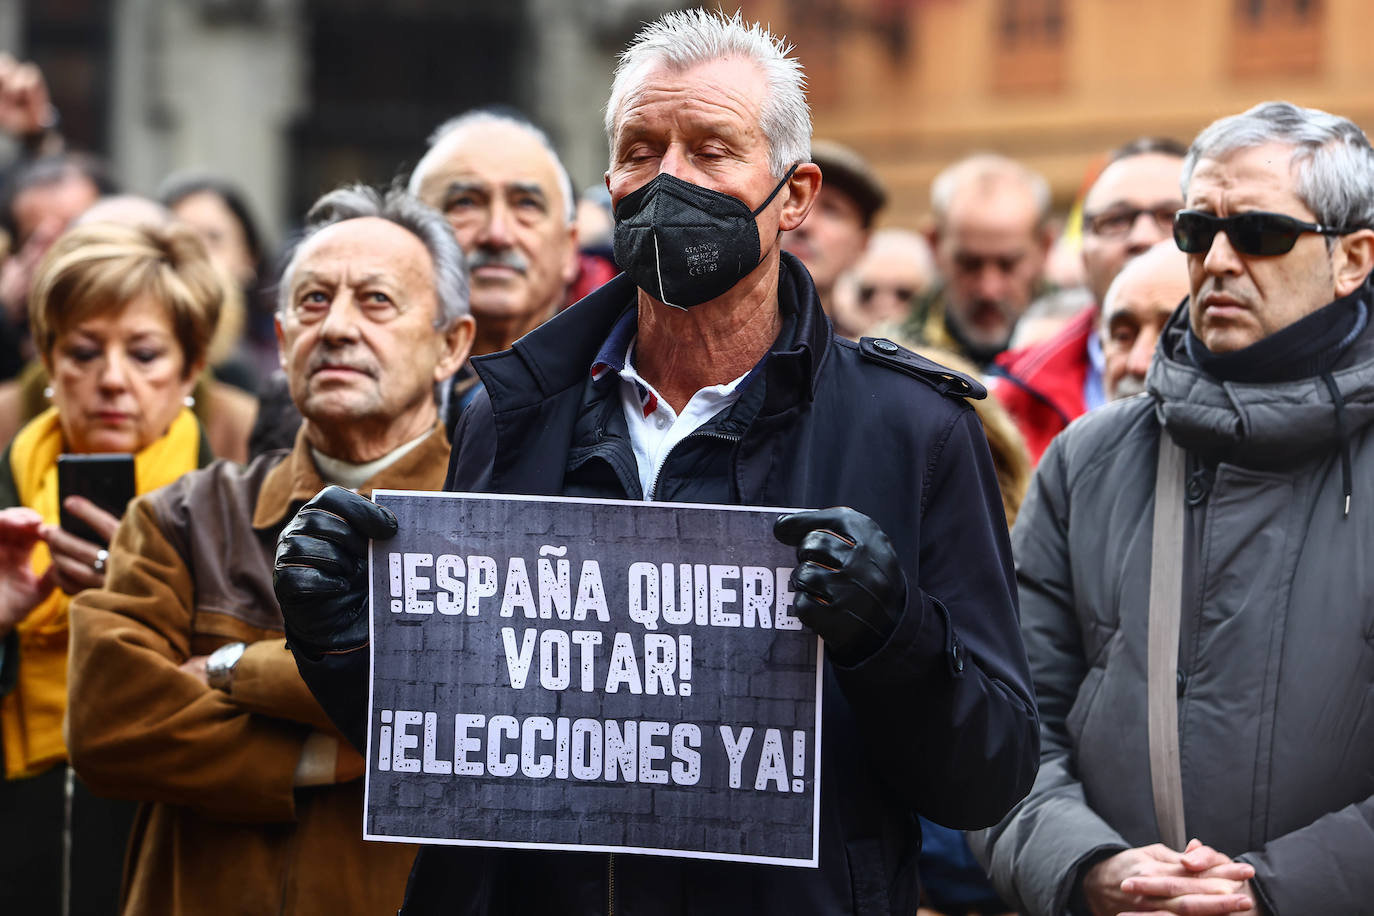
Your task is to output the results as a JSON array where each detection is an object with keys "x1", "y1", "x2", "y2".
[{"x1": 364, "y1": 491, "x2": 823, "y2": 867}]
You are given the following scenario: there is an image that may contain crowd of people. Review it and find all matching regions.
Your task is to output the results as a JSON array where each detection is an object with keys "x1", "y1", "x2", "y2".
[{"x1": 0, "y1": 8, "x2": 1370, "y2": 915}]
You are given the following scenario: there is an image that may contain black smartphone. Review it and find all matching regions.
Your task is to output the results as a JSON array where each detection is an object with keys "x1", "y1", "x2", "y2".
[{"x1": 57, "y1": 454, "x2": 136, "y2": 546}]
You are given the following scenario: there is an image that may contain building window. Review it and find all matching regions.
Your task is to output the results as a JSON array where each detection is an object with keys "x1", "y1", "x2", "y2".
[
  {"x1": 993, "y1": 0, "x2": 1066, "y2": 94},
  {"x1": 24, "y1": 0, "x2": 113, "y2": 155},
  {"x1": 1231, "y1": 0, "x2": 1323, "y2": 78},
  {"x1": 788, "y1": 0, "x2": 847, "y2": 107}
]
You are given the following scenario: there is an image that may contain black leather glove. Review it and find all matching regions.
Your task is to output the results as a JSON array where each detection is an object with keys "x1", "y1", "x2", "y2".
[
  {"x1": 273, "y1": 485, "x2": 398, "y2": 656},
  {"x1": 773, "y1": 506, "x2": 907, "y2": 665}
]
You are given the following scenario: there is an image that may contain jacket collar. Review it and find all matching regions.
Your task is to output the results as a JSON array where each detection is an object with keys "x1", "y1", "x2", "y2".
[
  {"x1": 251, "y1": 421, "x2": 450, "y2": 530},
  {"x1": 471, "y1": 251, "x2": 832, "y2": 419},
  {"x1": 761, "y1": 250, "x2": 828, "y2": 414},
  {"x1": 1147, "y1": 294, "x2": 1374, "y2": 464}
]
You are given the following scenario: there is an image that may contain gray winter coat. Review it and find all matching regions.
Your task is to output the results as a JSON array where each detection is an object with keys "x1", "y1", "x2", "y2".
[{"x1": 970, "y1": 304, "x2": 1374, "y2": 915}]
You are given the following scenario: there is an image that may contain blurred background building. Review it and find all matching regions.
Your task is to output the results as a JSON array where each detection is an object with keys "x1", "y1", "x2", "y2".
[
  {"x1": 744, "y1": 0, "x2": 1374, "y2": 228},
  {"x1": 4, "y1": 0, "x2": 1371, "y2": 241}
]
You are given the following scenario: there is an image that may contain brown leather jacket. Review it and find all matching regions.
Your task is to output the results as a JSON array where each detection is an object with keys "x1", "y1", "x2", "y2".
[{"x1": 67, "y1": 425, "x2": 450, "y2": 915}]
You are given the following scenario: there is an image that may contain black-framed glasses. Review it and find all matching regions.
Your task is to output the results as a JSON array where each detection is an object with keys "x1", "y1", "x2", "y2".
[
  {"x1": 1082, "y1": 203, "x2": 1180, "y2": 238},
  {"x1": 1173, "y1": 209, "x2": 1358, "y2": 257}
]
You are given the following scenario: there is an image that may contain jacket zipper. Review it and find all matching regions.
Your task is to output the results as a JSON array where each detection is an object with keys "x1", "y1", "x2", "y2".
[
  {"x1": 620, "y1": 425, "x2": 736, "y2": 916},
  {"x1": 62, "y1": 765, "x2": 74, "y2": 916},
  {"x1": 647, "y1": 429, "x2": 741, "y2": 500},
  {"x1": 607, "y1": 851, "x2": 616, "y2": 915}
]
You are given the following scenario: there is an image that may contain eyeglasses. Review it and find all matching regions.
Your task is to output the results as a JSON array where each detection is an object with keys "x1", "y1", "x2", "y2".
[
  {"x1": 859, "y1": 284, "x2": 917, "y2": 305},
  {"x1": 1082, "y1": 203, "x2": 1180, "y2": 238},
  {"x1": 1173, "y1": 209, "x2": 1358, "y2": 257}
]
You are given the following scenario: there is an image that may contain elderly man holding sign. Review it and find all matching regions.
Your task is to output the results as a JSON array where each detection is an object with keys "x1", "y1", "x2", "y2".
[{"x1": 275, "y1": 9, "x2": 1036, "y2": 914}]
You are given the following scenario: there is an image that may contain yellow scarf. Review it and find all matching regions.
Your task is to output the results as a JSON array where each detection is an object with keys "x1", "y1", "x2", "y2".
[{"x1": 1, "y1": 406, "x2": 202, "y2": 779}]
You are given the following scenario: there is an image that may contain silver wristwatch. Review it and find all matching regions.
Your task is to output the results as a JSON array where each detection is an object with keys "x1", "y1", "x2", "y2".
[{"x1": 206, "y1": 641, "x2": 247, "y2": 692}]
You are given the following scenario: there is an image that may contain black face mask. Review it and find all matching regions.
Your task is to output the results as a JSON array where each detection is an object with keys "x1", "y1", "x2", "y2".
[{"x1": 612, "y1": 164, "x2": 798, "y2": 310}]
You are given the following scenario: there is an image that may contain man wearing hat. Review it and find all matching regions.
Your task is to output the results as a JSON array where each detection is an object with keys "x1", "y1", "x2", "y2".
[{"x1": 783, "y1": 138, "x2": 886, "y2": 319}]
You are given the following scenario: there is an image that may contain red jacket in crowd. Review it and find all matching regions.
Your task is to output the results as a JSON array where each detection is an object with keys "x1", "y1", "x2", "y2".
[{"x1": 991, "y1": 305, "x2": 1097, "y2": 464}]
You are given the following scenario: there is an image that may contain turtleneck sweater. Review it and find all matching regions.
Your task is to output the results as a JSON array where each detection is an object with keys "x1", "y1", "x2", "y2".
[{"x1": 310, "y1": 430, "x2": 432, "y2": 491}]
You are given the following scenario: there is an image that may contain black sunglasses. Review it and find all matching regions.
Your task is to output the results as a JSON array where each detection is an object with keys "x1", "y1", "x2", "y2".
[
  {"x1": 859, "y1": 284, "x2": 916, "y2": 305},
  {"x1": 1173, "y1": 209, "x2": 1358, "y2": 257}
]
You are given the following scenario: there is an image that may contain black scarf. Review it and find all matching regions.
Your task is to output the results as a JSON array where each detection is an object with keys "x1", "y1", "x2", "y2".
[
  {"x1": 1184, "y1": 285, "x2": 1369, "y2": 384},
  {"x1": 1183, "y1": 284, "x2": 1370, "y2": 518}
]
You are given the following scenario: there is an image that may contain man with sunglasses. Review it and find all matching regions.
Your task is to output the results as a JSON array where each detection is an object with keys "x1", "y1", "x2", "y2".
[
  {"x1": 840, "y1": 228, "x2": 936, "y2": 338},
  {"x1": 993, "y1": 138, "x2": 1186, "y2": 463},
  {"x1": 971, "y1": 101, "x2": 1374, "y2": 915}
]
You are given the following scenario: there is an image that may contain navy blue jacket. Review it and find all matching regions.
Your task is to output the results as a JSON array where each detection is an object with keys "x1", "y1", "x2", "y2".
[{"x1": 296, "y1": 254, "x2": 1037, "y2": 915}]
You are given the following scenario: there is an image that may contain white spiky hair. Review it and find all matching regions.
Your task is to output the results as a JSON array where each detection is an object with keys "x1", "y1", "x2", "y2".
[{"x1": 604, "y1": 8, "x2": 811, "y2": 178}]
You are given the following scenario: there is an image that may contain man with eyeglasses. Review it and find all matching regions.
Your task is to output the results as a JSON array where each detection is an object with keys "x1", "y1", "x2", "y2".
[
  {"x1": 993, "y1": 138, "x2": 1185, "y2": 462},
  {"x1": 970, "y1": 100, "x2": 1374, "y2": 915}
]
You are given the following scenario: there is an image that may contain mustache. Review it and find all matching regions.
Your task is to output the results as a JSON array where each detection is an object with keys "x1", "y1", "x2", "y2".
[
  {"x1": 306, "y1": 346, "x2": 379, "y2": 378},
  {"x1": 972, "y1": 297, "x2": 1017, "y2": 319},
  {"x1": 1195, "y1": 278, "x2": 1245, "y2": 304},
  {"x1": 1111, "y1": 373, "x2": 1148, "y2": 400},
  {"x1": 466, "y1": 247, "x2": 528, "y2": 274}
]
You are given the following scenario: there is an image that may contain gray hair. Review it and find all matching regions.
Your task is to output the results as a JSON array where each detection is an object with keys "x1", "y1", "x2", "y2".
[
  {"x1": 1182, "y1": 101, "x2": 1374, "y2": 232},
  {"x1": 604, "y1": 8, "x2": 811, "y2": 179},
  {"x1": 408, "y1": 109, "x2": 575, "y2": 225},
  {"x1": 930, "y1": 153, "x2": 1052, "y2": 227},
  {"x1": 277, "y1": 184, "x2": 469, "y2": 329}
]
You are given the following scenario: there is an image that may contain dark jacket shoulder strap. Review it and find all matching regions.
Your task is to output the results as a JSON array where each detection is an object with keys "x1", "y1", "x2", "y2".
[{"x1": 858, "y1": 337, "x2": 987, "y2": 401}]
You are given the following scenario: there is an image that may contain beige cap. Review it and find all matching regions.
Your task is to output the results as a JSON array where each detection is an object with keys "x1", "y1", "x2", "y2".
[{"x1": 810, "y1": 139, "x2": 887, "y2": 226}]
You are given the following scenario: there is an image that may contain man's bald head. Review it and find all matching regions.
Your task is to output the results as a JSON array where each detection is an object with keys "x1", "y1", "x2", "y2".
[
  {"x1": 929, "y1": 154, "x2": 1052, "y2": 358},
  {"x1": 409, "y1": 111, "x2": 575, "y2": 224},
  {"x1": 1101, "y1": 241, "x2": 1189, "y2": 400}
]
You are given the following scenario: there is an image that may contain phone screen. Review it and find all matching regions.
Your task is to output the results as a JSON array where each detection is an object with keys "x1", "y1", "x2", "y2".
[{"x1": 57, "y1": 454, "x2": 136, "y2": 546}]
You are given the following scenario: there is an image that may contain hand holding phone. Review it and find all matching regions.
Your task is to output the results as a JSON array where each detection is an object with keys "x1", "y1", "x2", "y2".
[
  {"x1": 45, "y1": 455, "x2": 135, "y2": 596},
  {"x1": 57, "y1": 454, "x2": 134, "y2": 545},
  {"x1": 43, "y1": 497, "x2": 122, "y2": 595}
]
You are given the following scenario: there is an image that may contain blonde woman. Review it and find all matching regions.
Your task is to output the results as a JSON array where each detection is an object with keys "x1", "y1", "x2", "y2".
[{"x1": 0, "y1": 220, "x2": 220, "y2": 913}]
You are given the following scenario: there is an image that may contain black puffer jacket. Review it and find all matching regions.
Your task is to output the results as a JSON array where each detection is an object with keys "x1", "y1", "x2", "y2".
[{"x1": 297, "y1": 254, "x2": 1038, "y2": 915}]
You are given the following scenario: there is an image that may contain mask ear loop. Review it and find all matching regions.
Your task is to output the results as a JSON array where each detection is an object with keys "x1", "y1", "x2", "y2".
[
  {"x1": 651, "y1": 229, "x2": 684, "y2": 311},
  {"x1": 750, "y1": 163, "x2": 802, "y2": 217}
]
